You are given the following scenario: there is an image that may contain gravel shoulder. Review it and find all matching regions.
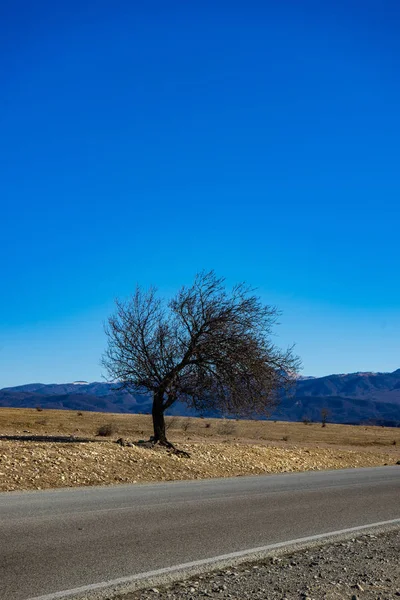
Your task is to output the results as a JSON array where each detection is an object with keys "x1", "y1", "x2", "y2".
[
  {"x1": 120, "y1": 529, "x2": 400, "y2": 600},
  {"x1": 1, "y1": 440, "x2": 399, "y2": 491}
]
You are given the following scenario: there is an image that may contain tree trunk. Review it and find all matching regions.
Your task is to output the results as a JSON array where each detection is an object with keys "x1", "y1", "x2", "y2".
[
  {"x1": 151, "y1": 389, "x2": 190, "y2": 458},
  {"x1": 152, "y1": 390, "x2": 167, "y2": 444}
]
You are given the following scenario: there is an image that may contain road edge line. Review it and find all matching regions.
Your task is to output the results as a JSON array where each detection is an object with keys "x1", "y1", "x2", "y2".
[{"x1": 26, "y1": 518, "x2": 400, "y2": 600}]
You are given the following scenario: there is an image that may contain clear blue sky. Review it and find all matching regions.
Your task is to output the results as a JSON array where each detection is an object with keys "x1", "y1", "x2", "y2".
[{"x1": 1, "y1": 0, "x2": 400, "y2": 387}]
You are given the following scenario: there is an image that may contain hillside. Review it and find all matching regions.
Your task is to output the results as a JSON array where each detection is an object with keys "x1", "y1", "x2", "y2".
[
  {"x1": 1, "y1": 370, "x2": 400, "y2": 426},
  {"x1": 279, "y1": 369, "x2": 400, "y2": 426}
]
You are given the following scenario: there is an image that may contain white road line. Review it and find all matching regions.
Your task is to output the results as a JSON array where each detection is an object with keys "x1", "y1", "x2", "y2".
[{"x1": 27, "y1": 518, "x2": 400, "y2": 600}]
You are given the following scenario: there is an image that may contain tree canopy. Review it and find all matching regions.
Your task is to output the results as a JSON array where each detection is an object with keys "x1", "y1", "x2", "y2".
[{"x1": 103, "y1": 271, "x2": 301, "y2": 449}]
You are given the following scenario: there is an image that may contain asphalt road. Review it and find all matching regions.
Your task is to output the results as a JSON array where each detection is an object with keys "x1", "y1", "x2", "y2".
[{"x1": 1, "y1": 467, "x2": 399, "y2": 600}]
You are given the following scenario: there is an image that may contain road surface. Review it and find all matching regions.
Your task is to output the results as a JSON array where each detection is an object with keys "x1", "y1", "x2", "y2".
[{"x1": 1, "y1": 466, "x2": 399, "y2": 600}]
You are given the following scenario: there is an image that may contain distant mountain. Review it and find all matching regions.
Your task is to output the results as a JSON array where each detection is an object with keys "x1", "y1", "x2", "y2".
[
  {"x1": 275, "y1": 370, "x2": 400, "y2": 426},
  {"x1": 295, "y1": 370, "x2": 400, "y2": 404},
  {"x1": 1, "y1": 370, "x2": 400, "y2": 426},
  {"x1": 0, "y1": 382, "x2": 152, "y2": 413}
]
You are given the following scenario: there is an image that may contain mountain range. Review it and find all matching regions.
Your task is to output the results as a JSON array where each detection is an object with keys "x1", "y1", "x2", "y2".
[{"x1": 1, "y1": 370, "x2": 400, "y2": 426}]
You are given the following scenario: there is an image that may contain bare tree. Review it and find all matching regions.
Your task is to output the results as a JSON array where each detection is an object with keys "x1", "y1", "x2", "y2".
[
  {"x1": 102, "y1": 271, "x2": 301, "y2": 452},
  {"x1": 321, "y1": 407, "x2": 330, "y2": 427}
]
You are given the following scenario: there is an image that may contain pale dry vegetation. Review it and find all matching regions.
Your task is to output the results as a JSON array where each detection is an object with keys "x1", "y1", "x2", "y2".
[
  {"x1": 0, "y1": 408, "x2": 399, "y2": 492},
  {"x1": 1, "y1": 408, "x2": 399, "y2": 448}
]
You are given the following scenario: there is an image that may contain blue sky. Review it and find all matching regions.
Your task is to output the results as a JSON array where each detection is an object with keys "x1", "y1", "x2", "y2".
[{"x1": 1, "y1": 1, "x2": 400, "y2": 387}]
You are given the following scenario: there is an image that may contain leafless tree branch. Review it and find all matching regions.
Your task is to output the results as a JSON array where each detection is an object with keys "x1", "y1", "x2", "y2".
[{"x1": 102, "y1": 271, "x2": 301, "y2": 448}]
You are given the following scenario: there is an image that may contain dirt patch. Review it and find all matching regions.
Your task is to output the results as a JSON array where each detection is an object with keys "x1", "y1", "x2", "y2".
[{"x1": 1, "y1": 439, "x2": 399, "y2": 492}]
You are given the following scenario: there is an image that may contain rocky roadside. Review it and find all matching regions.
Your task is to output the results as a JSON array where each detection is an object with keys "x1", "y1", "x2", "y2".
[
  {"x1": 1, "y1": 440, "x2": 399, "y2": 491},
  {"x1": 119, "y1": 530, "x2": 400, "y2": 600}
]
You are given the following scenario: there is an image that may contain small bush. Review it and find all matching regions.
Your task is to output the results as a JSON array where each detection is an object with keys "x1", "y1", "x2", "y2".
[
  {"x1": 205, "y1": 422, "x2": 211, "y2": 429},
  {"x1": 96, "y1": 423, "x2": 114, "y2": 437},
  {"x1": 181, "y1": 419, "x2": 191, "y2": 432},
  {"x1": 77, "y1": 411, "x2": 83, "y2": 416},
  {"x1": 36, "y1": 405, "x2": 43, "y2": 412},
  {"x1": 165, "y1": 416, "x2": 178, "y2": 432}
]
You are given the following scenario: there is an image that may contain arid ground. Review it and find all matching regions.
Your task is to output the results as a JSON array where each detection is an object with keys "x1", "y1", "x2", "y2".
[{"x1": 0, "y1": 408, "x2": 399, "y2": 492}]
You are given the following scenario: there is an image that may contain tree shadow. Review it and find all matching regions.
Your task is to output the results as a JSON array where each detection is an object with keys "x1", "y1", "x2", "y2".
[{"x1": 0, "y1": 435, "x2": 95, "y2": 443}]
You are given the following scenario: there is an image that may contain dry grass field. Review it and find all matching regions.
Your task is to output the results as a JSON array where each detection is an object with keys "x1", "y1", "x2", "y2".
[
  {"x1": 0, "y1": 408, "x2": 399, "y2": 492},
  {"x1": 1, "y1": 407, "x2": 400, "y2": 447}
]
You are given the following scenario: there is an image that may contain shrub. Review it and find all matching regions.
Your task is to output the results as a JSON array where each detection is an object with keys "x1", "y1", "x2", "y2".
[
  {"x1": 77, "y1": 411, "x2": 83, "y2": 416},
  {"x1": 36, "y1": 405, "x2": 43, "y2": 412},
  {"x1": 205, "y1": 422, "x2": 211, "y2": 429},
  {"x1": 181, "y1": 419, "x2": 191, "y2": 432},
  {"x1": 96, "y1": 423, "x2": 114, "y2": 437},
  {"x1": 165, "y1": 417, "x2": 178, "y2": 432}
]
